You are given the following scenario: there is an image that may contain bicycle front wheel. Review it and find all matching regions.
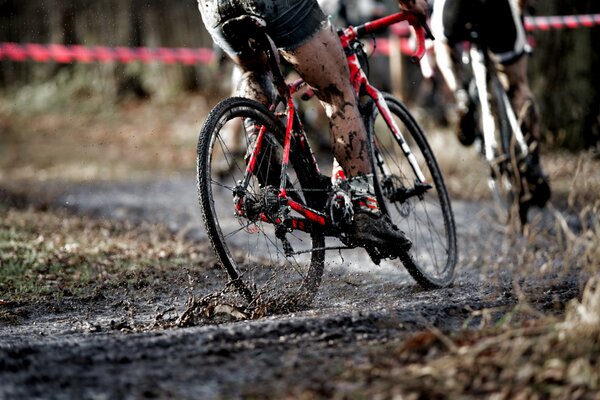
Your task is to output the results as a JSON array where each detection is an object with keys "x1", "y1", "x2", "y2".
[
  {"x1": 368, "y1": 93, "x2": 457, "y2": 288},
  {"x1": 197, "y1": 97, "x2": 325, "y2": 309},
  {"x1": 485, "y1": 75, "x2": 526, "y2": 224}
]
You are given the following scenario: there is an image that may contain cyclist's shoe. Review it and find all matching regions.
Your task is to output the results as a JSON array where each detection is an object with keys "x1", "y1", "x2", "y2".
[
  {"x1": 524, "y1": 158, "x2": 551, "y2": 208},
  {"x1": 455, "y1": 88, "x2": 478, "y2": 146},
  {"x1": 349, "y1": 212, "x2": 412, "y2": 255},
  {"x1": 346, "y1": 174, "x2": 411, "y2": 254}
]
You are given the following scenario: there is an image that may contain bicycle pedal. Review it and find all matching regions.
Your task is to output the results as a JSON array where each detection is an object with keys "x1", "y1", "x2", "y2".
[
  {"x1": 365, "y1": 244, "x2": 401, "y2": 266},
  {"x1": 365, "y1": 246, "x2": 382, "y2": 265}
]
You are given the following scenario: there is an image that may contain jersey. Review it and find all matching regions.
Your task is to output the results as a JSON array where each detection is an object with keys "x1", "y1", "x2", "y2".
[{"x1": 431, "y1": 0, "x2": 529, "y2": 64}]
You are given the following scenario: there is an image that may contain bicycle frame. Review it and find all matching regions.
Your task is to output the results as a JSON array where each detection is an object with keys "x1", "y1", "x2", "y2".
[{"x1": 238, "y1": 12, "x2": 431, "y2": 235}]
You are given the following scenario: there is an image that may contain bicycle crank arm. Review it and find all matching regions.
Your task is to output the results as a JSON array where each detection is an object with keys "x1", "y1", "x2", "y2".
[{"x1": 291, "y1": 245, "x2": 357, "y2": 255}]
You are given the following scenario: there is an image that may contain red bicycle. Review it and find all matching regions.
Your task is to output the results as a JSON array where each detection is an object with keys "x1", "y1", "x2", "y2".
[{"x1": 197, "y1": 12, "x2": 457, "y2": 307}]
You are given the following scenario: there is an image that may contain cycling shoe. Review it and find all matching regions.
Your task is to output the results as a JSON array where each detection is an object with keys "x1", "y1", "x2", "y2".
[
  {"x1": 524, "y1": 159, "x2": 551, "y2": 208},
  {"x1": 349, "y1": 212, "x2": 412, "y2": 256}
]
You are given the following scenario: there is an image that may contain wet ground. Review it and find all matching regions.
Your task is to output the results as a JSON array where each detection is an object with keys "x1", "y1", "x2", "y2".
[{"x1": 0, "y1": 176, "x2": 585, "y2": 398}]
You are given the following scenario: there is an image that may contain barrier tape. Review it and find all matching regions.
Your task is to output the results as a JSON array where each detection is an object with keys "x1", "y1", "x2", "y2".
[
  {"x1": 1, "y1": 14, "x2": 598, "y2": 65},
  {"x1": 0, "y1": 44, "x2": 215, "y2": 65},
  {"x1": 524, "y1": 13, "x2": 600, "y2": 31}
]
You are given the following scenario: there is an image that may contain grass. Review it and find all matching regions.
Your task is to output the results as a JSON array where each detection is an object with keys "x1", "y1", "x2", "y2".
[
  {"x1": 4, "y1": 81, "x2": 598, "y2": 205},
  {"x1": 0, "y1": 204, "x2": 213, "y2": 304},
  {"x1": 304, "y1": 278, "x2": 599, "y2": 398},
  {"x1": 310, "y1": 196, "x2": 599, "y2": 399},
  {"x1": 0, "y1": 86, "x2": 213, "y2": 182}
]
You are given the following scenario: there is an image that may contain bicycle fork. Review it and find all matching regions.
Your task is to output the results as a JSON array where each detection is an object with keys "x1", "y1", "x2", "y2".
[
  {"x1": 469, "y1": 46, "x2": 529, "y2": 163},
  {"x1": 367, "y1": 87, "x2": 429, "y2": 185}
]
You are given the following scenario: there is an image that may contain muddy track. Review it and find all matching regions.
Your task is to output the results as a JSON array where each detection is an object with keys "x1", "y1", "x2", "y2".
[{"x1": 0, "y1": 177, "x2": 584, "y2": 398}]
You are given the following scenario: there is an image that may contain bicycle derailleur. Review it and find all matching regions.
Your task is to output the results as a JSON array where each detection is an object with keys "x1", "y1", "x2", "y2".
[{"x1": 233, "y1": 183, "x2": 296, "y2": 256}]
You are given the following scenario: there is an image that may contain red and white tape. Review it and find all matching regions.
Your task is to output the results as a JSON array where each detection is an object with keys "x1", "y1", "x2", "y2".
[
  {"x1": 1, "y1": 14, "x2": 598, "y2": 65},
  {"x1": 524, "y1": 13, "x2": 600, "y2": 31},
  {"x1": 0, "y1": 43, "x2": 215, "y2": 64}
]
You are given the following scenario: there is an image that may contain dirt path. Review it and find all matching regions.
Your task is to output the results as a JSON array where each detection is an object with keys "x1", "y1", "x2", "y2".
[{"x1": 0, "y1": 177, "x2": 584, "y2": 398}]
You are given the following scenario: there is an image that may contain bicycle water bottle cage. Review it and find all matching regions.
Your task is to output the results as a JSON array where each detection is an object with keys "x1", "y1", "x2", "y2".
[{"x1": 221, "y1": 15, "x2": 268, "y2": 54}]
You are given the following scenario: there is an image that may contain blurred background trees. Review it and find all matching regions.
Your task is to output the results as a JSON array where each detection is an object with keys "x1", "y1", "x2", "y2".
[
  {"x1": 528, "y1": 1, "x2": 600, "y2": 150},
  {"x1": 0, "y1": 0, "x2": 598, "y2": 150}
]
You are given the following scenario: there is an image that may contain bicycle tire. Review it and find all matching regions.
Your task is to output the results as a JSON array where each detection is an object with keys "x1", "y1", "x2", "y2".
[
  {"x1": 366, "y1": 93, "x2": 457, "y2": 288},
  {"x1": 197, "y1": 97, "x2": 325, "y2": 308},
  {"x1": 485, "y1": 74, "x2": 525, "y2": 223}
]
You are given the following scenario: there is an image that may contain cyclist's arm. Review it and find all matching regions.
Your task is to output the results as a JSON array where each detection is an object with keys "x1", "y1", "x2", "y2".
[{"x1": 397, "y1": 0, "x2": 428, "y2": 18}]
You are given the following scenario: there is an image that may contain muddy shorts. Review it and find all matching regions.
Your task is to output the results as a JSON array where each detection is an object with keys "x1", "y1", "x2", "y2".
[
  {"x1": 431, "y1": 0, "x2": 529, "y2": 64},
  {"x1": 197, "y1": 0, "x2": 327, "y2": 56}
]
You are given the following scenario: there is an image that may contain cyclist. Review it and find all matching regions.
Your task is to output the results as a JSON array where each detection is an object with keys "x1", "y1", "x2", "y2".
[
  {"x1": 196, "y1": 0, "x2": 428, "y2": 252},
  {"x1": 430, "y1": 0, "x2": 551, "y2": 208}
]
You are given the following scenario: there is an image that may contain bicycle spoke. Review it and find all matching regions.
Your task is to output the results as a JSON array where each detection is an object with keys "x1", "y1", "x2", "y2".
[
  {"x1": 198, "y1": 97, "x2": 325, "y2": 304},
  {"x1": 369, "y1": 94, "x2": 456, "y2": 288}
]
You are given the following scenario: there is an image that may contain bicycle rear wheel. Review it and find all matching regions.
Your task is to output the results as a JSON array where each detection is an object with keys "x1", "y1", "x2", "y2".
[
  {"x1": 367, "y1": 93, "x2": 457, "y2": 288},
  {"x1": 197, "y1": 97, "x2": 325, "y2": 309}
]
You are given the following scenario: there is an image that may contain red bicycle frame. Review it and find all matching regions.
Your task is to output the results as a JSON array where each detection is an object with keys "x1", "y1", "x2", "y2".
[{"x1": 240, "y1": 12, "x2": 431, "y2": 233}]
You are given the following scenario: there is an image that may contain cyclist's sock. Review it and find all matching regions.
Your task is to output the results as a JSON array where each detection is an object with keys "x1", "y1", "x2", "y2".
[{"x1": 347, "y1": 174, "x2": 381, "y2": 217}]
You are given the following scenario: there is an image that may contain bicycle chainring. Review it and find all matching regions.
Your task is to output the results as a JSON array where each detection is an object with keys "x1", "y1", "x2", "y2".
[{"x1": 327, "y1": 188, "x2": 354, "y2": 230}]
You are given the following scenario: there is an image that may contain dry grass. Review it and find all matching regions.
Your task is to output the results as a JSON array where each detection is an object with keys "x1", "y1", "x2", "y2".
[
  {"x1": 284, "y1": 210, "x2": 600, "y2": 398},
  {"x1": 0, "y1": 205, "x2": 214, "y2": 303},
  {"x1": 3, "y1": 87, "x2": 598, "y2": 204},
  {"x1": 312, "y1": 277, "x2": 600, "y2": 399},
  {"x1": 0, "y1": 92, "x2": 212, "y2": 182},
  {"x1": 281, "y1": 196, "x2": 599, "y2": 399}
]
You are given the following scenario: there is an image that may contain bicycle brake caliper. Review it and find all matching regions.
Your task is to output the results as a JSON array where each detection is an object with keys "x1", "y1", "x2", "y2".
[{"x1": 233, "y1": 183, "x2": 247, "y2": 217}]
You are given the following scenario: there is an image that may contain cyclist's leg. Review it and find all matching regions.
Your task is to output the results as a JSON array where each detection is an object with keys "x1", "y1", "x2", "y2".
[
  {"x1": 501, "y1": 55, "x2": 539, "y2": 148},
  {"x1": 486, "y1": 0, "x2": 550, "y2": 206},
  {"x1": 278, "y1": 18, "x2": 410, "y2": 248},
  {"x1": 198, "y1": 1, "x2": 282, "y2": 186},
  {"x1": 483, "y1": 0, "x2": 535, "y2": 135},
  {"x1": 431, "y1": 0, "x2": 462, "y2": 95},
  {"x1": 431, "y1": 0, "x2": 479, "y2": 145},
  {"x1": 279, "y1": 21, "x2": 372, "y2": 178},
  {"x1": 501, "y1": 55, "x2": 550, "y2": 206}
]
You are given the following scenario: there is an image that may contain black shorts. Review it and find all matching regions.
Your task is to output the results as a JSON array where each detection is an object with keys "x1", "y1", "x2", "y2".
[
  {"x1": 432, "y1": 0, "x2": 528, "y2": 63},
  {"x1": 198, "y1": 0, "x2": 327, "y2": 56}
]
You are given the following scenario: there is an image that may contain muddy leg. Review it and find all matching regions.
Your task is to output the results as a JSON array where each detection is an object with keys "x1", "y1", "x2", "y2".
[
  {"x1": 501, "y1": 55, "x2": 550, "y2": 208},
  {"x1": 280, "y1": 22, "x2": 371, "y2": 178}
]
